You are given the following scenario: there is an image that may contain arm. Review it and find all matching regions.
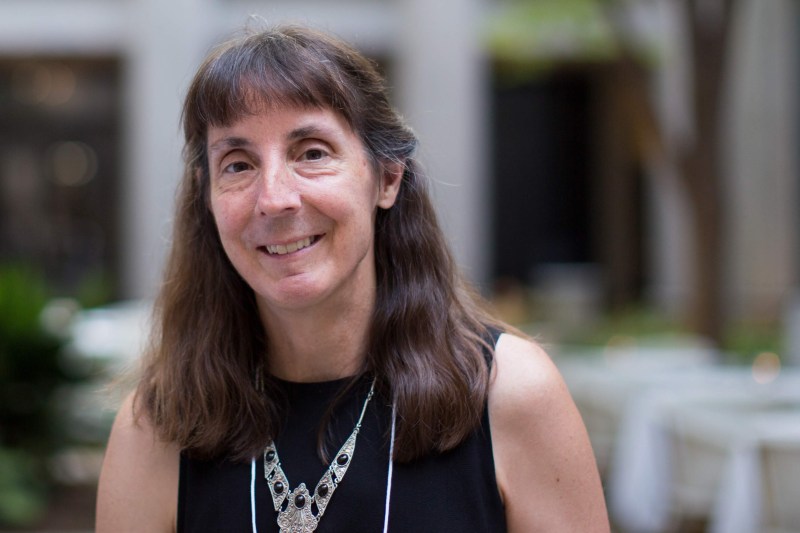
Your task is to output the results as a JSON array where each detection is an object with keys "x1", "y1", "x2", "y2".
[
  {"x1": 489, "y1": 334, "x2": 609, "y2": 532},
  {"x1": 96, "y1": 392, "x2": 179, "y2": 533}
]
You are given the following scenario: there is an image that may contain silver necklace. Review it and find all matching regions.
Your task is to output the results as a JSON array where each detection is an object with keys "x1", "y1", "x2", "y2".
[
  {"x1": 261, "y1": 379, "x2": 376, "y2": 533},
  {"x1": 250, "y1": 396, "x2": 396, "y2": 533}
]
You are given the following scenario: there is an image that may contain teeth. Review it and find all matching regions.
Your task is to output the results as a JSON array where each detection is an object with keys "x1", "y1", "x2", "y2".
[{"x1": 266, "y1": 237, "x2": 313, "y2": 255}]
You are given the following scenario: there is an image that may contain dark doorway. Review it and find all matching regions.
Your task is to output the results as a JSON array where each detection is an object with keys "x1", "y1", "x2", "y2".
[{"x1": 490, "y1": 71, "x2": 594, "y2": 284}]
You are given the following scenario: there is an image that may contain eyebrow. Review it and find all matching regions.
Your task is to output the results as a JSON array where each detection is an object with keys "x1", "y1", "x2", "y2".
[
  {"x1": 207, "y1": 136, "x2": 252, "y2": 155},
  {"x1": 287, "y1": 124, "x2": 338, "y2": 142}
]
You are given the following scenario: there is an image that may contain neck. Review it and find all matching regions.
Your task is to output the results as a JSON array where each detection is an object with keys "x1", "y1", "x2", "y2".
[{"x1": 259, "y1": 298, "x2": 373, "y2": 383}]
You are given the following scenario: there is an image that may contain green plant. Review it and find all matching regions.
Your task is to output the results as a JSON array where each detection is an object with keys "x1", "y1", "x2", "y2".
[
  {"x1": 0, "y1": 448, "x2": 46, "y2": 527},
  {"x1": 0, "y1": 266, "x2": 67, "y2": 452},
  {"x1": 560, "y1": 304, "x2": 687, "y2": 347},
  {"x1": 723, "y1": 320, "x2": 781, "y2": 364},
  {"x1": 0, "y1": 265, "x2": 77, "y2": 527}
]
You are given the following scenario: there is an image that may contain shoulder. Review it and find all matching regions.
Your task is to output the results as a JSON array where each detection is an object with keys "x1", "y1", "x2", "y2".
[
  {"x1": 488, "y1": 334, "x2": 576, "y2": 463},
  {"x1": 489, "y1": 333, "x2": 562, "y2": 410},
  {"x1": 488, "y1": 333, "x2": 609, "y2": 532},
  {"x1": 96, "y1": 392, "x2": 179, "y2": 533}
]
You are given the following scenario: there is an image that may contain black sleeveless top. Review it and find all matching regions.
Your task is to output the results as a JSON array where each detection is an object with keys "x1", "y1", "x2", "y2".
[{"x1": 178, "y1": 330, "x2": 507, "y2": 532}]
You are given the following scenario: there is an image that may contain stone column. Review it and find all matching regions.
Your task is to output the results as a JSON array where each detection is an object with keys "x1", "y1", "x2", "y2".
[
  {"x1": 395, "y1": 0, "x2": 491, "y2": 288},
  {"x1": 121, "y1": 0, "x2": 214, "y2": 298}
]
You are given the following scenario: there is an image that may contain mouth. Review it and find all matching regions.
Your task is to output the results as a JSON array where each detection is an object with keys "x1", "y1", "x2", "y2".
[{"x1": 259, "y1": 235, "x2": 322, "y2": 256}]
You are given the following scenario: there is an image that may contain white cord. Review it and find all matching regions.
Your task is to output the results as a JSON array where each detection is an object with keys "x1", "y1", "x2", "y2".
[
  {"x1": 250, "y1": 458, "x2": 258, "y2": 533},
  {"x1": 382, "y1": 403, "x2": 397, "y2": 533}
]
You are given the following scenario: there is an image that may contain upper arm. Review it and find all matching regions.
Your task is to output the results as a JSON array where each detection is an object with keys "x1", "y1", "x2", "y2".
[
  {"x1": 96, "y1": 392, "x2": 179, "y2": 533},
  {"x1": 489, "y1": 334, "x2": 609, "y2": 533}
]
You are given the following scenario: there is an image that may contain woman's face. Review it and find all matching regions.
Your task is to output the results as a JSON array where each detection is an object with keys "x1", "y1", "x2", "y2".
[{"x1": 206, "y1": 105, "x2": 400, "y2": 317}]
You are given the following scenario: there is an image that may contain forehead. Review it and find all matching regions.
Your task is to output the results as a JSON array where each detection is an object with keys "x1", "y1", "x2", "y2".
[{"x1": 206, "y1": 104, "x2": 362, "y2": 150}]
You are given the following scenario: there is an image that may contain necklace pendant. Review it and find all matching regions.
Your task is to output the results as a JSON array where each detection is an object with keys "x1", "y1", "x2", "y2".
[
  {"x1": 277, "y1": 483, "x2": 318, "y2": 533},
  {"x1": 263, "y1": 380, "x2": 376, "y2": 533}
]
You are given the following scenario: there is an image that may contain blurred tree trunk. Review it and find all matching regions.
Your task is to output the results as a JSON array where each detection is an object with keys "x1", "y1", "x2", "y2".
[
  {"x1": 608, "y1": 0, "x2": 734, "y2": 344},
  {"x1": 680, "y1": 0, "x2": 734, "y2": 344},
  {"x1": 594, "y1": 64, "x2": 643, "y2": 312}
]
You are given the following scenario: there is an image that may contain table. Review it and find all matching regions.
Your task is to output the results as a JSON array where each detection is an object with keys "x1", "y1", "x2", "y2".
[
  {"x1": 554, "y1": 347, "x2": 800, "y2": 532},
  {"x1": 676, "y1": 404, "x2": 800, "y2": 533}
]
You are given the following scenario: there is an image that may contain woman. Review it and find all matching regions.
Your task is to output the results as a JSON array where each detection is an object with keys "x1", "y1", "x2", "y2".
[{"x1": 96, "y1": 25, "x2": 609, "y2": 532}]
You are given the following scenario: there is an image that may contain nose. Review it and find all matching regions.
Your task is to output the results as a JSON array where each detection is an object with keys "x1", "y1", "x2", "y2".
[{"x1": 256, "y1": 162, "x2": 301, "y2": 216}]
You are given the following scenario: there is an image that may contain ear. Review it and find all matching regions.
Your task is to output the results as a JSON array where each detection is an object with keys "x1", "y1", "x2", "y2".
[{"x1": 377, "y1": 161, "x2": 403, "y2": 209}]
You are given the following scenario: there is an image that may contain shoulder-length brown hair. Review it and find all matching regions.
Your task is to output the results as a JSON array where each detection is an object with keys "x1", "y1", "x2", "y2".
[{"x1": 136, "y1": 25, "x2": 502, "y2": 463}]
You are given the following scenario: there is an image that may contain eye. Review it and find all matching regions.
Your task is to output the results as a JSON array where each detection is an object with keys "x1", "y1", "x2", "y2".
[
  {"x1": 300, "y1": 148, "x2": 327, "y2": 162},
  {"x1": 223, "y1": 160, "x2": 252, "y2": 173}
]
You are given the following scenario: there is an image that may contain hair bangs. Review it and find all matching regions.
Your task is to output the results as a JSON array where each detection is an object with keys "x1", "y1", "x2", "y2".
[{"x1": 189, "y1": 33, "x2": 359, "y2": 133}]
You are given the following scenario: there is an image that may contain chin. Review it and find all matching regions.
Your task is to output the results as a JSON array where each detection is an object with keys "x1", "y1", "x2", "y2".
[{"x1": 257, "y1": 282, "x2": 330, "y2": 312}]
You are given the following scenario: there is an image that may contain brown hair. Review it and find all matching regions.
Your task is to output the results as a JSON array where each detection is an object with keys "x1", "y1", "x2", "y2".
[{"x1": 136, "y1": 25, "x2": 502, "y2": 463}]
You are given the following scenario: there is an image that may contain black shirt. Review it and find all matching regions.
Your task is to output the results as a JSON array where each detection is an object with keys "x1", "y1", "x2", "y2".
[{"x1": 178, "y1": 332, "x2": 506, "y2": 532}]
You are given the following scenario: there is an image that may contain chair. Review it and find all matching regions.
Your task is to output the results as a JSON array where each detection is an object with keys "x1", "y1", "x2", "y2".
[
  {"x1": 760, "y1": 440, "x2": 800, "y2": 533},
  {"x1": 668, "y1": 430, "x2": 729, "y2": 531}
]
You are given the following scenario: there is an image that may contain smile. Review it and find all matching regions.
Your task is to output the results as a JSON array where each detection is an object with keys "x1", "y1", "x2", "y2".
[{"x1": 263, "y1": 235, "x2": 319, "y2": 256}]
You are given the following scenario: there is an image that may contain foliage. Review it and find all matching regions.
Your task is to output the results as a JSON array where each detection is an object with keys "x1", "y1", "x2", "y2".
[
  {"x1": 0, "y1": 266, "x2": 50, "y2": 340},
  {"x1": 723, "y1": 320, "x2": 782, "y2": 364},
  {"x1": 0, "y1": 264, "x2": 81, "y2": 526},
  {"x1": 0, "y1": 266, "x2": 71, "y2": 452},
  {"x1": 73, "y1": 268, "x2": 115, "y2": 310},
  {"x1": 485, "y1": 0, "x2": 621, "y2": 81},
  {"x1": 0, "y1": 448, "x2": 46, "y2": 527},
  {"x1": 561, "y1": 304, "x2": 688, "y2": 347},
  {"x1": 559, "y1": 304, "x2": 782, "y2": 365}
]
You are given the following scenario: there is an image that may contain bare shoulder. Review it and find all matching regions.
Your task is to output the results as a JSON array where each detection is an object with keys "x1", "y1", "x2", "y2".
[
  {"x1": 490, "y1": 333, "x2": 562, "y2": 407},
  {"x1": 489, "y1": 333, "x2": 609, "y2": 533},
  {"x1": 96, "y1": 392, "x2": 179, "y2": 533}
]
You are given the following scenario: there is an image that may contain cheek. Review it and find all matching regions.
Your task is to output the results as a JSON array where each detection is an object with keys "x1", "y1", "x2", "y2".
[
  {"x1": 209, "y1": 205, "x2": 230, "y2": 239},
  {"x1": 210, "y1": 196, "x2": 246, "y2": 234},
  {"x1": 212, "y1": 208, "x2": 251, "y2": 270},
  {"x1": 210, "y1": 209, "x2": 249, "y2": 262},
  {"x1": 325, "y1": 191, "x2": 375, "y2": 237}
]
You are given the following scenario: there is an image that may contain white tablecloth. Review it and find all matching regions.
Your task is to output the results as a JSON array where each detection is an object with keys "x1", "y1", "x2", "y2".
[
  {"x1": 701, "y1": 410, "x2": 800, "y2": 533},
  {"x1": 555, "y1": 349, "x2": 800, "y2": 533},
  {"x1": 608, "y1": 368, "x2": 776, "y2": 531}
]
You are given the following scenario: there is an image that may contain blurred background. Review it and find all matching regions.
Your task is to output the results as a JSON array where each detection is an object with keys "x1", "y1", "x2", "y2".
[{"x1": 0, "y1": 0, "x2": 797, "y2": 531}]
